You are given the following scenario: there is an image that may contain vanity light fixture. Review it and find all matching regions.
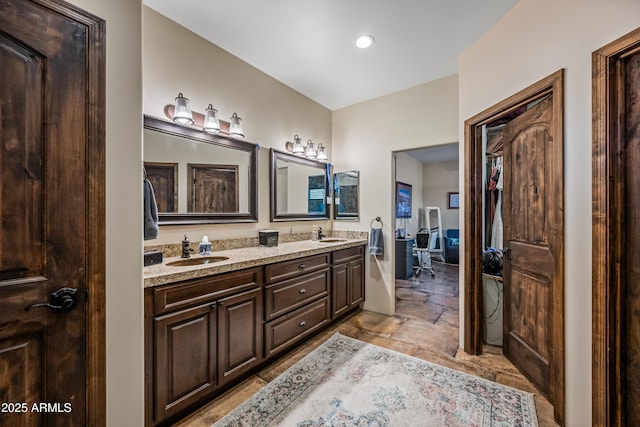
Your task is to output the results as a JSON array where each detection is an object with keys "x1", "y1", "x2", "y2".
[
  {"x1": 229, "y1": 113, "x2": 244, "y2": 139},
  {"x1": 304, "y1": 139, "x2": 317, "y2": 159},
  {"x1": 284, "y1": 135, "x2": 328, "y2": 161},
  {"x1": 316, "y1": 143, "x2": 328, "y2": 161},
  {"x1": 173, "y1": 93, "x2": 194, "y2": 125},
  {"x1": 292, "y1": 134, "x2": 305, "y2": 156},
  {"x1": 203, "y1": 104, "x2": 221, "y2": 134},
  {"x1": 356, "y1": 35, "x2": 375, "y2": 49},
  {"x1": 165, "y1": 96, "x2": 246, "y2": 138}
]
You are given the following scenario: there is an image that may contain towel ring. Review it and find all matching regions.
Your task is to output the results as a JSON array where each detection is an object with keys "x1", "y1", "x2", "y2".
[{"x1": 370, "y1": 216, "x2": 383, "y2": 229}]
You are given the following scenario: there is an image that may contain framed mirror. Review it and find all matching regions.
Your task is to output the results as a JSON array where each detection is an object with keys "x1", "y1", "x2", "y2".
[
  {"x1": 270, "y1": 148, "x2": 330, "y2": 221},
  {"x1": 333, "y1": 171, "x2": 359, "y2": 220},
  {"x1": 143, "y1": 115, "x2": 258, "y2": 225}
]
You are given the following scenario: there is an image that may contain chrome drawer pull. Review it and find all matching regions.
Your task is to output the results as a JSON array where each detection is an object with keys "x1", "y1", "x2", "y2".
[
  {"x1": 299, "y1": 288, "x2": 307, "y2": 294},
  {"x1": 299, "y1": 321, "x2": 306, "y2": 327},
  {"x1": 298, "y1": 264, "x2": 306, "y2": 269}
]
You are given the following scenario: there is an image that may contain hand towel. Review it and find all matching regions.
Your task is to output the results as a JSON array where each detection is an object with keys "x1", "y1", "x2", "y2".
[
  {"x1": 144, "y1": 178, "x2": 159, "y2": 240},
  {"x1": 369, "y1": 228, "x2": 384, "y2": 256}
]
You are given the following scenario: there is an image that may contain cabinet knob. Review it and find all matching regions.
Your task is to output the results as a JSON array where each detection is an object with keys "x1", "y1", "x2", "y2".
[
  {"x1": 299, "y1": 321, "x2": 306, "y2": 327},
  {"x1": 299, "y1": 288, "x2": 306, "y2": 294},
  {"x1": 298, "y1": 264, "x2": 306, "y2": 269}
]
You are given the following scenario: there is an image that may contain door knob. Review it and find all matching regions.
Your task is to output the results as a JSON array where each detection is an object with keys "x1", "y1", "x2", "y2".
[
  {"x1": 504, "y1": 247, "x2": 512, "y2": 260},
  {"x1": 25, "y1": 287, "x2": 78, "y2": 312}
]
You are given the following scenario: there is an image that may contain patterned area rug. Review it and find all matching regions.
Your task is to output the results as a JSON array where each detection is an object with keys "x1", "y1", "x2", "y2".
[{"x1": 213, "y1": 334, "x2": 538, "y2": 427}]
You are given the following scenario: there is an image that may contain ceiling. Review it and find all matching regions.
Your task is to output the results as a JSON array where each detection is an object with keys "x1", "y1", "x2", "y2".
[
  {"x1": 143, "y1": 0, "x2": 519, "y2": 110},
  {"x1": 402, "y1": 143, "x2": 459, "y2": 164}
]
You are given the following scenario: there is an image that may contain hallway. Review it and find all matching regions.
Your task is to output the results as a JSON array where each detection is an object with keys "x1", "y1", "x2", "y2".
[{"x1": 176, "y1": 262, "x2": 557, "y2": 426}]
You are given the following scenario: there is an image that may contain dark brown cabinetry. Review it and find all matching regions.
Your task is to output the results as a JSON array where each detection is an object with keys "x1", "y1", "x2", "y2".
[
  {"x1": 331, "y1": 246, "x2": 365, "y2": 318},
  {"x1": 217, "y1": 288, "x2": 263, "y2": 386},
  {"x1": 395, "y1": 238, "x2": 415, "y2": 279},
  {"x1": 146, "y1": 268, "x2": 263, "y2": 426},
  {"x1": 145, "y1": 246, "x2": 366, "y2": 426},
  {"x1": 264, "y1": 253, "x2": 330, "y2": 357},
  {"x1": 153, "y1": 303, "x2": 217, "y2": 422}
]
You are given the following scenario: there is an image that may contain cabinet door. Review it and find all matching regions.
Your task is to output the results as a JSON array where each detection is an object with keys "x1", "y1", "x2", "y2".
[
  {"x1": 332, "y1": 263, "x2": 350, "y2": 318},
  {"x1": 154, "y1": 303, "x2": 217, "y2": 422},
  {"x1": 348, "y1": 258, "x2": 365, "y2": 307},
  {"x1": 217, "y1": 288, "x2": 263, "y2": 386}
]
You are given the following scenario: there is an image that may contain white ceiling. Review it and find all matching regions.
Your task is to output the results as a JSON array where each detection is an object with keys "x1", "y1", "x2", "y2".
[
  {"x1": 143, "y1": 0, "x2": 519, "y2": 110},
  {"x1": 402, "y1": 143, "x2": 459, "y2": 164}
]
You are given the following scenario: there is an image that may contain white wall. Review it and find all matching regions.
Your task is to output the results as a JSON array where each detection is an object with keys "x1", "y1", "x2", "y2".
[
  {"x1": 395, "y1": 152, "x2": 423, "y2": 236},
  {"x1": 143, "y1": 7, "x2": 332, "y2": 244},
  {"x1": 65, "y1": 0, "x2": 144, "y2": 426},
  {"x1": 458, "y1": 1, "x2": 640, "y2": 425},
  {"x1": 422, "y1": 160, "x2": 459, "y2": 231},
  {"x1": 332, "y1": 75, "x2": 459, "y2": 315}
]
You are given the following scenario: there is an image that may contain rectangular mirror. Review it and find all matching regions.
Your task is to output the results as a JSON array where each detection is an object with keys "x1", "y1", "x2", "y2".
[
  {"x1": 270, "y1": 148, "x2": 329, "y2": 221},
  {"x1": 144, "y1": 115, "x2": 258, "y2": 225},
  {"x1": 333, "y1": 170, "x2": 359, "y2": 220}
]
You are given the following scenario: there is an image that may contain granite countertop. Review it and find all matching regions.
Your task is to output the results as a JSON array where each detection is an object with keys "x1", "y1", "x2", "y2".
[{"x1": 144, "y1": 238, "x2": 368, "y2": 288}]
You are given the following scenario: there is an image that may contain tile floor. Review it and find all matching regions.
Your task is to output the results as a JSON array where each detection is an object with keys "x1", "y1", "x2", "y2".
[{"x1": 175, "y1": 262, "x2": 558, "y2": 427}]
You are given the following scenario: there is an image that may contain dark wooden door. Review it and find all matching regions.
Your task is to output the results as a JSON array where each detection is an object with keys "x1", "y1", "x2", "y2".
[
  {"x1": 592, "y1": 28, "x2": 640, "y2": 427},
  {"x1": 502, "y1": 96, "x2": 555, "y2": 399},
  {"x1": 622, "y1": 49, "x2": 640, "y2": 426},
  {"x1": 188, "y1": 164, "x2": 238, "y2": 213},
  {"x1": 0, "y1": 0, "x2": 103, "y2": 425},
  {"x1": 145, "y1": 162, "x2": 178, "y2": 212},
  {"x1": 217, "y1": 288, "x2": 263, "y2": 387}
]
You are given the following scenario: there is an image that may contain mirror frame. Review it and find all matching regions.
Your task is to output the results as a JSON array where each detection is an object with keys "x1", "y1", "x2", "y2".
[
  {"x1": 144, "y1": 115, "x2": 259, "y2": 225},
  {"x1": 333, "y1": 170, "x2": 360, "y2": 221},
  {"x1": 269, "y1": 148, "x2": 330, "y2": 221}
]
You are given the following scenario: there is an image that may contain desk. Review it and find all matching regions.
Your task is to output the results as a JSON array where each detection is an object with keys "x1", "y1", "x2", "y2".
[{"x1": 395, "y1": 238, "x2": 415, "y2": 279}]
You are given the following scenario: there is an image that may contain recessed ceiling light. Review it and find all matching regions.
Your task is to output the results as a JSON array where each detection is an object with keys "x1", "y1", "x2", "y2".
[{"x1": 355, "y1": 35, "x2": 375, "y2": 49}]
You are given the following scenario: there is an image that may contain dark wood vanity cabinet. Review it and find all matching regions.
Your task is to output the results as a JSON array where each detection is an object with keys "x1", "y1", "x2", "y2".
[
  {"x1": 216, "y1": 288, "x2": 263, "y2": 386},
  {"x1": 145, "y1": 268, "x2": 263, "y2": 426},
  {"x1": 152, "y1": 303, "x2": 217, "y2": 422},
  {"x1": 331, "y1": 246, "x2": 365, "y2": 318},
  {"x1": 264, "y1": 253, "x2": 331, "y2": 358},
  {"x1": 145, "y1": 246, "x2": 366, "y2": 426}
]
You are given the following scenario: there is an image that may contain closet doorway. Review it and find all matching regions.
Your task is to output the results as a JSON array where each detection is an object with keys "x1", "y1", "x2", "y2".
[
  {"x1": 592, "y1": 27, "x2": 640, "y2": 427},
  {"x1": 463, "y1": 70, "x2": 565, "y2": 425}
]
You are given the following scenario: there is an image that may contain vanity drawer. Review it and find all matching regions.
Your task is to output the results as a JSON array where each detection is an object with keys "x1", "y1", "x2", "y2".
[
  {"x1": 264, "y1": 297, "x2": 329, "y2": 358},
  {"x1": 332, "y1": 246, "x2": 364, "y2": 264},
  {"x1": 264, "y1": 269, "x2": 329, "y2": 320},
  {"x1": 265, "y1": 253, "x2": 330, "y2": 284},
  {"x1": 153, "y1": 267, "x2": 263, "y2": 315}
]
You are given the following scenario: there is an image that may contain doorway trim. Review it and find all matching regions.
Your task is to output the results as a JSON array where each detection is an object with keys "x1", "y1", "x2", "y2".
[
  {"x1": 463, "y1": 70, "x2": 565, "y2": 425},
  {"x1": 592, "y1": 27, "x2": 640, "y2": 427},
  {"x1": 41, "y1": 0, "x2": 107, "y2": 424}
]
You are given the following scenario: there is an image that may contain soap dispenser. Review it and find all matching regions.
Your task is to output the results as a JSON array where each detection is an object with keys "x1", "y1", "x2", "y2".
[{"x1": 199, "y1": 236, "x2": 212, "y2": 255}]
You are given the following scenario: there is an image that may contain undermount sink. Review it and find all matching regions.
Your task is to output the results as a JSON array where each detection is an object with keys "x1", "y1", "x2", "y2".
[
  {"x1": 166, "y1": 256, "x2": 229, "y2": 267},
  {"x1": 317, "y1": 238, "x2": 348, "y2": 243}
]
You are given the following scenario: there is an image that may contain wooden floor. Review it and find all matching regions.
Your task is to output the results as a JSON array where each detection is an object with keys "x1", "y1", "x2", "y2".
[{"x1": 175, "y1": 262, "x2": 558, "y2": 427}]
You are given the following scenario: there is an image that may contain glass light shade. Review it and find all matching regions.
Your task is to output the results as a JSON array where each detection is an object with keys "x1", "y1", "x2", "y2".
[
  {"x1": 203, "y1": 104, "x2": 221, "y2": 134},
  {"x1": 316, "y1": 143, "x2": 328, "y2": 161},
  {"x1": 305, "y1": 139, "x2": 316, "y2": 159},
  {"x1": 292, "y1": 134, "x2": 304, "y2": 156},
  {"x1": 229, "y1": 112, "x2": 244, "y2": 139},
  {"x1": 173, "y1": 93, "x2": 194, "y2": 125}
]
